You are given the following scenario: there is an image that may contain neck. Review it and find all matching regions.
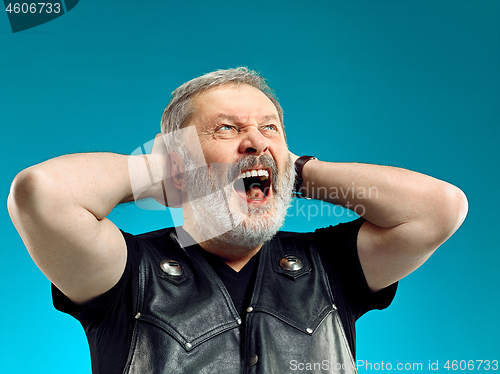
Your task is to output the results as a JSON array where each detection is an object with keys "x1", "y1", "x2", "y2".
[{"x1": 183, "y1": 220, "x2": 262, "y2": 272}]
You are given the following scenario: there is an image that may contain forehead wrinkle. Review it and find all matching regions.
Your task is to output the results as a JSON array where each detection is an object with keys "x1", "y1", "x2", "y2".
[{"x1": 214, "y1": 114, "x2": 239, "y2": 123}]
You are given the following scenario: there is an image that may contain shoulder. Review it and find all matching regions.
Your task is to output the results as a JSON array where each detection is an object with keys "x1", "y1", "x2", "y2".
[
  {"x1": 273, "y1": 230, "x2": 309, "y2": 239},
  {"x1": 132, "y1": 226, "x2": 177, "y2": 242},
  {"x1": 274, "y1": 218, "x2": 365, "y2": 249},
  {"x1": 123, "y1": 227, "x2": 179, "y2": 255}
]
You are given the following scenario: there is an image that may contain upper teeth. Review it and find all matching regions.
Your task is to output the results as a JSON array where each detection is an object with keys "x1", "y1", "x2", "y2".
[{"x1": 238, "y1": 169, "x2": 269, "y2": 179}]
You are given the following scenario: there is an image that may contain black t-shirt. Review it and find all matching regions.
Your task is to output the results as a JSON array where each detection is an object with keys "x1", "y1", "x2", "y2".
[{"x1": 52, "y1": 218, "x2": 397, "y2": 374}]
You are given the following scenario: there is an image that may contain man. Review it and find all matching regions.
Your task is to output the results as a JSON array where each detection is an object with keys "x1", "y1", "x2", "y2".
[{"x1": 8, "y1": 68, "x2": 468, "y2": 374}]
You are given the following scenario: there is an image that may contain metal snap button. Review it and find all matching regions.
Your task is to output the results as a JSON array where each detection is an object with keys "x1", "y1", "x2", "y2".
[
  {"x1": 279, "y1": 255, "x2": 303, "y2": 271},
  {"x1": 249, "y1": 354, "x2": 259, "y2": 366},
  {"x1": 160, "y1": 260, "x2": 183, "y2": 276}
]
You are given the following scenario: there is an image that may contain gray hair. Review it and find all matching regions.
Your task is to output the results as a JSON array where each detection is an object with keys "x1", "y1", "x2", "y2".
[{"x1": 160, "y1": 67, "x2": 285, "y2": 152}]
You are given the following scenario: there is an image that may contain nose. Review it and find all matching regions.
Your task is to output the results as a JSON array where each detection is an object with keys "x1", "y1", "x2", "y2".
[{"x1": 238, "y1": 128, "x2": 269, "y2": 156}]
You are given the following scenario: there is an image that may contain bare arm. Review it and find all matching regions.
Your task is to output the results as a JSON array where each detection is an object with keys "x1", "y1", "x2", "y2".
[
  {"x1": 294, "y1": 155, "x2": 468, "y2": 292},
  {"x1": 7, "y1": 136, "x2": 177, "y2": 304}
]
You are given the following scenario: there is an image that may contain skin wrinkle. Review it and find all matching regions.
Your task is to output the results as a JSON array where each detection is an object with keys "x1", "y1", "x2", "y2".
[{"x1": 195, "y1": 116, "x2": 284, "y2": 152}]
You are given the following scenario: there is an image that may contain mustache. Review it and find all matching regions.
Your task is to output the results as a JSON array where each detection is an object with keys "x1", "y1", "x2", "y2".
[
  {"x1": 182, "y1": 155, "x2": 279, "y2": 201},
  {"x1": 227, "y1": 155, "x2": 278, "y2": 188}
]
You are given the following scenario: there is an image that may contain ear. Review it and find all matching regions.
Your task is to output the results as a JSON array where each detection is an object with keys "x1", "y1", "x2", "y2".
[{"x1": 169, "y1": 152, "x2": 185, "y2": 191}]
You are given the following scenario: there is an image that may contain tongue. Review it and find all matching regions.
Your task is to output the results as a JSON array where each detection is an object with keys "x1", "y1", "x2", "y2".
[{"x1": 247, "y1": 185, "x2": 265, "y2": 200}]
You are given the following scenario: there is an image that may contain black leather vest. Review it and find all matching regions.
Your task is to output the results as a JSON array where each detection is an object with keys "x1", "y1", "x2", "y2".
[{"x1": 122, "y1": 229, "x2": 357, "y2": 374}]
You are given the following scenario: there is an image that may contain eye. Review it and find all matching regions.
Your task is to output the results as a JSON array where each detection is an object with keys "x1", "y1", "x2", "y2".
[
  {"x1": 261, "y1": 124, "x2": 278, "y2": 131},
  {"x1": 217, "y1": 125, "x2": 235, "y2": 131}
]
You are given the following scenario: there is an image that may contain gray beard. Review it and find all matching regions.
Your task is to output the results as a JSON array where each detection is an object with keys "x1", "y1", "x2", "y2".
[{"x1": 182, "y1": 154, "x2": 296, "y2": 249}]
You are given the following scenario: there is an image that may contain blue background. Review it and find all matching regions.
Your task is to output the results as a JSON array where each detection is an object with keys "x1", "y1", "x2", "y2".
[{"x1": 1, "y1": 1, "x2": 499, "y2": 373}]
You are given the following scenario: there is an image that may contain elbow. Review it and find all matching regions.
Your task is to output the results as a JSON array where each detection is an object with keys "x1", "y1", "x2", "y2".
[
  {"x1": 9, "y1": 169, "x2": 34, "y2": 212},
  {"x1": 444, "y1": 184, "x2": 468, "y2": 233},
  {"x1": 8, "y1": 167, "x2": 50, "y2": 217},
  {"x1": 455, "y1": 186, "x2": 468, "y2": 225},
  {"x1": 428, "y1": 184, "x2": 468, "y2": 244}
]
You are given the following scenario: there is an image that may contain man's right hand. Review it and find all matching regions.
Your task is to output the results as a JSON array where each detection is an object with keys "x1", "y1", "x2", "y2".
[
  {"x1": 132, "y1": 133, "x2": 182, "y2": 208},
  {"x1": 7, "y1": 135, "x2": 183, "y2": 305}
]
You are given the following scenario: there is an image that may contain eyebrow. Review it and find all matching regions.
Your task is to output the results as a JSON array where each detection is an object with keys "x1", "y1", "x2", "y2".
[
  {"x1": 261, "y1": 114, "x2": 280, "y2": 123},
  {"x1": 212, "y1": 114, "x2": 280, "y2": 123}
]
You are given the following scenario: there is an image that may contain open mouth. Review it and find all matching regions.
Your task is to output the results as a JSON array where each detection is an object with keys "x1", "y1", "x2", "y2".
[{"x1": 233, "y1": 168, "x2": 272, "y2": 202}]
